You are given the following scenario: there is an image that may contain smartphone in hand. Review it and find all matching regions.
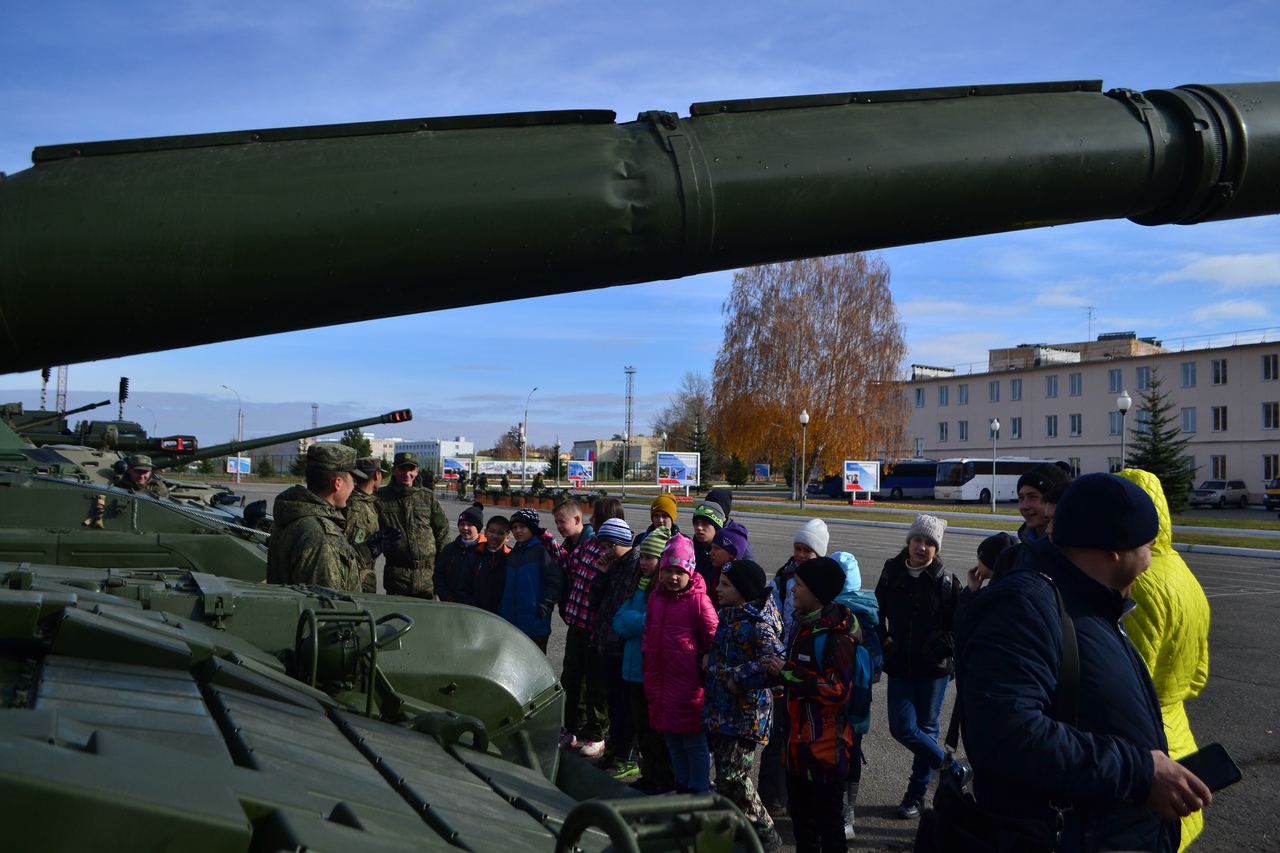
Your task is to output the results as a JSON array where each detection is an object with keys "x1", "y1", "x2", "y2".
[{"x1": 1177, "y1": 743, "x2": 1242, "y2": 792}]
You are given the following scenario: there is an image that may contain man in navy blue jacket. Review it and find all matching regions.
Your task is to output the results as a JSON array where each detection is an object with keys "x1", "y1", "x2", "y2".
[{"x1": 956, "y1": 473, "x2": 1211, "y2": 852}]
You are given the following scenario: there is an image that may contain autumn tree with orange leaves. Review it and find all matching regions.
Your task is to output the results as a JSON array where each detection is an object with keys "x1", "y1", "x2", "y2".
[{"x1": 711, "y1": 253, "x2": 909, "y2": 485}]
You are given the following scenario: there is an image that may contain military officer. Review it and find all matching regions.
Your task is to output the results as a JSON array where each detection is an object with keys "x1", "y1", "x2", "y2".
[
  {"x1": 267, "y1": 443, "x2": 365, "y2": 590},
  {"x1": 346, "y1": 456, "x2": 386, "y2": 593},
  {"x1": 376, "y1": 451, "x2": 450, "y2": 598},
  {"x1": 114, "y1": 454, "x2": 170, "y2": 498}
]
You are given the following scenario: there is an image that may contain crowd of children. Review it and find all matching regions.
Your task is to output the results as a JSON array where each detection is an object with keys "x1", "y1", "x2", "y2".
[{"x1": 432, "y1": 492, "x2": 965, "y2": 853}]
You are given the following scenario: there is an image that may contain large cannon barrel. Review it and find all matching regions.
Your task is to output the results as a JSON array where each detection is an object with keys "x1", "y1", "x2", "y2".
[
  {"x1": 1, "y1": 79, "x2": 1278, "y2": 373},
  {"x1": 147, "y1": 408, "x2": 412, "y2": 468}
]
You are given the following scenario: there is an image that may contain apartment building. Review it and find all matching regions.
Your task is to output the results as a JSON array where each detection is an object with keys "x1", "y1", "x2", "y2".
[{"x1": 905, "y1": 331, "x2": 1280, "y2": 496}]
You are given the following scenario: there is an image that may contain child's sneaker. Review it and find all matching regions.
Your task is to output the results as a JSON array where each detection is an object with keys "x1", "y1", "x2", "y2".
[
  {"x1": 610, "y1": 757, "x2": 640, "y2": 781},
  {"x1": 558, "y1": 729, "x2": 578, "y2": 750},
  {"x1": 575, "y1": 739, "x2": 606, "y2": 759}
]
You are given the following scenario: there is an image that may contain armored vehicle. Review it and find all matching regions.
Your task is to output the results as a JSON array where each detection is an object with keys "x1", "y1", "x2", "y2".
[{"x1": 2, "y1": 77, "x2": 1280, "y2": 850}]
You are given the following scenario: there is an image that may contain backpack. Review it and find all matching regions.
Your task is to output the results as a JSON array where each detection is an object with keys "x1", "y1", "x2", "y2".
[
  {"x1": 835, "y1": 591, "x2": 884, "y2": 684},
  {"x1": 812, "y1": 629, "x2": 874, "y2": 735}
]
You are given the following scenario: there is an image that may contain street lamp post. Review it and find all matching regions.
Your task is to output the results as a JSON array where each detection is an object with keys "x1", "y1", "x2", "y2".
[
  {"x1": 222, "y1": 384, "x2": 243, "y2": 484},
  {"x1": 621, "y1": 432, "x2": 629, "y2": 498},
  {"x1": 989, "y1": 418, "x2": 1000, "y2": 513},
  {"x1": 137, "y1": 404, "x2": 157, "y2": 436},
  {"x1": 521, "y1": 387, "x2": 537, "y2": 489},
  {"x1": 1117, "y1": 391, "x2": 1133, "y2": 472},
  {"x1": 799, "y1": 409, "x2": 810, "y2": 510}
]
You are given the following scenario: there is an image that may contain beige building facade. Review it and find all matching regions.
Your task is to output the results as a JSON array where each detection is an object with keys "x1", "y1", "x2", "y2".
[{"x1": 906, "y1": 333, "x2": 1280, "y2": 498}]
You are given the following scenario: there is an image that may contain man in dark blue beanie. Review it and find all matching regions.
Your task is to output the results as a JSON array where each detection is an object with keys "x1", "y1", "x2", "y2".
[{"x1": 955, "y1": 473, "x2": 1210, "y2": 853}]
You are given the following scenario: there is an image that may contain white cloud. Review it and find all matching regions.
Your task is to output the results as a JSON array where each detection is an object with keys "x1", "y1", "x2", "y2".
[
  {"x1": 1154, "y1": 254, "x2": 1280, "y2": 288},
  {"x1": 1189, "y1": 299, "x2": 1272, "y2": 323}
]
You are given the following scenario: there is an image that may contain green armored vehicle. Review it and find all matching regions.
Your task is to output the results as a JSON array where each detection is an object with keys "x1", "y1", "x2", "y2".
[{"x1": 2, "y1": 77, "x2": 1280, "y2": 850}]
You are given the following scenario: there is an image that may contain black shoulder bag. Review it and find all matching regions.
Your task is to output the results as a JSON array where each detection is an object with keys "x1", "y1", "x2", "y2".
[{"x1": 914, "y1": 577, "x2": 1078, "y2": 853}]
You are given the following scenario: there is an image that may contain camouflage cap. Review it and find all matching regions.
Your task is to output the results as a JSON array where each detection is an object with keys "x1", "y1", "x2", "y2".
[
  {"x1": 127, "y1": 454, "x2": 155, "y2": 471},
  {"x1": 307, "y1": 443, "x2": 368, "y2": 479},
  {"x1": 393, "y1": 451, "x2": 420, "y2": 469},
  {"x1": 355, "y1": 456, "x2": 387, "y2": 476}
]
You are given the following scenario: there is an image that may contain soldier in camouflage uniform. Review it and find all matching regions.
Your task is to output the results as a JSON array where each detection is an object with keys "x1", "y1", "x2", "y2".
[
  {"x1": 345, "y1": 456, "x2": 386, "y2": 593},
  {"x1": 113, "y1": 454, "x2": 170, "y2": 498},
  {"x1": 267, "y1": 443, "x2": 366, "y2": 590},
  {"x1": 377, "y1": 451, "x2": 450, "y2": 598}
]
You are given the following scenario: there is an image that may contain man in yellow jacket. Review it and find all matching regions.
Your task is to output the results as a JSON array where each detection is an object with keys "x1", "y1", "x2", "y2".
[{"x1": 1117, "y1": 467, "x2": 1212, "y2": 849}]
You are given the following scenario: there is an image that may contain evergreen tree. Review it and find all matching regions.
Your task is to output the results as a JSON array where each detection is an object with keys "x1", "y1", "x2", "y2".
[
  {"x1": 340, "y1": 427, "x2": 372, "y2": 458},
  {"x1": 255, "y1": 456, "x2": 276, "y2": 479},
  {"x1": 691, "y1": 414, "x2": 716, "y2": 491},
  {"x1": 289, "y1": 454, "x2": 308, "y2": 478},
  {"x1": 1126, "y1": 366, "x2": 1195, "y2": 513},
  {"x1": 197, "y1": 458, "x2": 215, "y2": 476},
  {"x1": 725, "y1": 453, "x2": 750, "y2": 486}
]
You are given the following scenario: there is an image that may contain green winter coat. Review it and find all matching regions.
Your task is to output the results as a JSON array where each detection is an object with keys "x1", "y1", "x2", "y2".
[
  {"x1": 267, "y1": 485, "x2": 362, "y2": 591},
  {"x1": 344, "y1": 488, "x2": 380, "y2": 593},
  {"x1": 376, "y1": 481, "x2": 450, "y2": 597}
]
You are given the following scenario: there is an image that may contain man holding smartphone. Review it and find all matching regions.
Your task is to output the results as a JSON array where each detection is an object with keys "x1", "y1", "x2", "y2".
[{"x1": 957, "y1": 474, "x2": 1211, "y2": 852}]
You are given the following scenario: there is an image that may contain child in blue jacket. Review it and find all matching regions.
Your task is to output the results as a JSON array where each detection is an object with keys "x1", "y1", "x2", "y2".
[{"x1": 503, "y1": 509, "x2": 563, "y2": 652}]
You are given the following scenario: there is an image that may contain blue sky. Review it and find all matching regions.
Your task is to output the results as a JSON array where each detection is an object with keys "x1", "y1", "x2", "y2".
[{"x1": 3, "y1": 0, "x2": 1278, "y2": 449}]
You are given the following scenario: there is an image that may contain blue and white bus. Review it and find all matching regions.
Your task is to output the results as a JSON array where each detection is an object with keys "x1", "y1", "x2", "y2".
[
  {"x1": 934, "y1": 457, "x2": 1069, "y2": 503},
  {"x1": 873, "y1": 459, "x2": 938, "y2": 500}
]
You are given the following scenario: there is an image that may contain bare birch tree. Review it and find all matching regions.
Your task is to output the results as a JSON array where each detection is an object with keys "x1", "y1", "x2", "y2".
[{"x1": 711, "y1": 253, "x2": 909, "y2": 479}]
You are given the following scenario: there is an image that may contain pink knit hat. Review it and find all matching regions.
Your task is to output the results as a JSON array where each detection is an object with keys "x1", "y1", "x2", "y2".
[{"x1": 659, "y1": 533, "x2": 697, "y2": 573}]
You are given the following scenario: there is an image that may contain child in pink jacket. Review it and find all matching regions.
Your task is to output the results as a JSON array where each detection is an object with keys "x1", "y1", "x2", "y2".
[{"x1": 643, "y1": 533, "x2": 719, "y2": 793}]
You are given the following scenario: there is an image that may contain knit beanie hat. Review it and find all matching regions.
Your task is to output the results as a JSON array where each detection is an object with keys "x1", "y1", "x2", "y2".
[
  {"x1": 659, "y1": 533, "x2": 697, "y2": 573},
  {"x1": 712, "y1": 524, "x2": 749, "y2": 560},
  {"x1": 458, "y1": 504, "x2": 484, "y2": 530},
  {"x1": 650, "y1": 493, "x2": 678, "y2": 523},
  {"x1": 692, "y1": 501, "x2": 727, "y2": 530},
  {"x1": 795, "y1": 556, "x2": 846, "y2": 606},
  {"x1": 722, "y1": 559, "x2": 767, "y2": 603},
  {"x1": 639, "y1": 526, "x2": 672, "y2": 558},
  {"x1": 597, "y1": 517, "x2": 634, "y2": 547},
  {"x1": 1052, "y1": 473, "x2": 1158, "y2": 551},
  {"x1": 977, "y1": 532, "x2": 1017, "y2": 570},
  {"x1": 706, "y1": 488, "x2": 734, "y2": 516},
  {"x1": 906, "y1": 514, "x2": 947, "y2": 550},
  {"x1": 794, "y1": 518, "x2": 830, "y2": 556},
  {"x1": 830, "y1": 550, "x2": 861, "y2": 591},
  {"x1": 1017, "y1": 462, "x2": 1072, "y2": 497},
  {"x1": 510, "y1": 508, "x2": 542, "y2": 534}
]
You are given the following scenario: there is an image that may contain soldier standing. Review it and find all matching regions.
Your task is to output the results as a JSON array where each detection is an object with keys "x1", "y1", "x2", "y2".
[
  {"x1": 267, "y1": 443, "x2": 366, "y2": 590},
  {"x1": 377, "y1": 451, "x2": 450, "y2": 598},
  {"x1": 345, "y1": 456, "x2": 386, "y2": 593},
  {"x1": 114, "y1": 454, "x2": 170, "y2": 498}
]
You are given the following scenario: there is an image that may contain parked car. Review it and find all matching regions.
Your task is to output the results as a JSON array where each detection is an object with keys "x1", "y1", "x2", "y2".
[
  {"x1": 1189, "y1": 479, "x2": 1250, "y2": 509},
  {"x1": 1263, "y1": 478, "x2": 1280, "y2": 511}
]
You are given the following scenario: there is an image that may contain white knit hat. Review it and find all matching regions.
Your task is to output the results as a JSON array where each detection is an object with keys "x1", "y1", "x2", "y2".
[
  {"x1": 794, "y1": 518, "x2": 830, "y2": 556},
  {"x1": 906, "y1": 514, "x2": 947, "y2": 550}
]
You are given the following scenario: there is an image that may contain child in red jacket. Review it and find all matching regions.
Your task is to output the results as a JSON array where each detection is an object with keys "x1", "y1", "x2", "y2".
[
  {"x1": 642, "y1": 533, "x2": 719, "y2": 793},
  {"x1": 766, "y1": 556, "x2": 857, "y2": 853}
]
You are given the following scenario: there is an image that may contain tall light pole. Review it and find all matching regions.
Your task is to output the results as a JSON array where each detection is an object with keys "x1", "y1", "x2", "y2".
[
  {"x1": 137, "y1": 404, "x2": 157, "y2": 436},
  {"x1": 222, "y1": 384, "x2": 243, "y2": 484},
  {"x1": 1117, "y1": 391, "x2": 1133, "y2": 472},
  {"x1": 989, "y1": 417, "x2": 1000, "y2": 513},
  {"x1": 621, "y1": 431, "x2": 629, "y2": 498},
  {"x1": 799, "y1": 409, "x2": 810, "y2": 510},
  {"x1": 521, "y1": 387, "x2": 538, "y2": 488},
  {"x1": 661, "y1": 431, "x2": 667, "y2": 452}
]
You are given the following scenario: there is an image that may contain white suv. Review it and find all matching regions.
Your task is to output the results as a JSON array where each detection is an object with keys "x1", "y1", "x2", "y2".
[{"x1": 1189, "y1": 480, "x2": 1250, "y2": 509}]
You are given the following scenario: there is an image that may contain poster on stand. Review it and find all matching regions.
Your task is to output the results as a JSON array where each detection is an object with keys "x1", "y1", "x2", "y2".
[
  {"x1": 567, "y1": 460, "x2": 595, "y2": 483},
  {"x1": 656, "y1": 452, "x2": 700, "y2": 487},
  {"x1": 844, "y1": 460, "x2": 881, "y2": 494}
]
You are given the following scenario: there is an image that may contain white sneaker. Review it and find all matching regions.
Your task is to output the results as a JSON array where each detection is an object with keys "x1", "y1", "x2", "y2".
[
  {"x1": 575, "y1": 739, "x2": 606, "y2": 758},
  {"x1": 558, "y1": 729, "x2": 578, "y2": 749},
  {"x1": 844, "y1": 822, "x2": 856, "y2": 840}
]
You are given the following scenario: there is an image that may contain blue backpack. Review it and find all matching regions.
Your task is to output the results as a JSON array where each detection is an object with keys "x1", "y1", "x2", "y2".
[
  {"x1": 812, "y1": 629, "x2": 874, "y2": 735},
  {"x1": 836, "y1": 593, "x2": 884, "y2": 685}
]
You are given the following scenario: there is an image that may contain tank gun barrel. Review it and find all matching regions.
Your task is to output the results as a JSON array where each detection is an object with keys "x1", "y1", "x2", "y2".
[
  {"x1": 147, "y1": 408, "x2": 412, "y2": 468},
  {"x1": 2, "y1": 79, "x2": 1279, "y2": 372},
  {"x1": 11, "y1": 399, "x2": 111, "y2": 432}
]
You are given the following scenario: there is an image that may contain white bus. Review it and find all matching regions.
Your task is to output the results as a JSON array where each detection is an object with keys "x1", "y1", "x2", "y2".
[{"x1": 934, "y1": 457, "x2": 1069, "y2": 503}]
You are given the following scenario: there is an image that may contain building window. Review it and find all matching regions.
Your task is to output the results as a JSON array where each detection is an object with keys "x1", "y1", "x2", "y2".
[
  {"x1": 914, "y1": 438, "x2": 925, "y2": 457},
  {"x1": 1069, "y1": 414, "x2": 1082, "y2": 436},
  {"x1": 1265, "y1": 402, "x2": 1280, "y2": 430},
  {"x1": 1045, "y1": 375, "x2": 1058, "y2": 398},
  {"x1": 958, "y1": 420, "x2": 969, "y2": 441},
  {"x1": 1181, "y1": 361, "x2": 1197, "y2": 388},
  {"x1": 1136, "y1": 366, "x2": 1151, "y2": 391},
  {"x1": 938, "y1": 422, "x2": 949, "y2": 442},
  {"x1": 958, "y1": 384, "x2": 969, "y2": 405},
  {"x1": 1265, "y1": 354, "x2": 1279, "y2": 382},
  {"x1": 1108, "y1": 456, "x2": 1121, "y2": 473},
  {"x1": 1181, "y1": 407, "x2": 1196, "y2": 433},
  {"x1": 1183, "y1": 456, "x2": 1196, "y2": 477},
  {"x1": 1136, "y1": 410, "x2": 1151, "y2": 434},
  {"x1": 1045, "y1": 415, "x2": 1058, "y2": 438},
  {"x1": 1265, "y1": 454, "x2": 1279, "y2": 481},
  {"x1": 1068, "y1": 458, "x2": 1082, "y2": 477},
  {"x1": 1109, "y1": 411, "x2": 1123, "y2": 436},
  {"x1": 1010, "y1": 417, "x2": 1022, "y2": 440},
  {"x1": 1212, "y1": 406, "x2": 1228, "y2": 432},
  {"x1": 939, "y1": 386, "x2": 949, "y2": 406},
  {"x1": 1212, "y1": 359, "x2": 1227, "y2": 385},
  {"x1": 1069, "y1": 372, "x2": 1082, "y2": 396},
  {"x1": 989, "y1": 380, "x2": 1000, "y2": 402},
  {"x1": 915, "y1": 388, "x2": 925, "y2": 408},
  {"x1": 1011, "y1": 378, "x2": 1022, "y2": 401},
  {"x1": 1108, "y1": 368, "x2": 1122, "y2": 394},
  {"x1": 1211, "y1": 455, "x2": 1227, "y2": 478}
]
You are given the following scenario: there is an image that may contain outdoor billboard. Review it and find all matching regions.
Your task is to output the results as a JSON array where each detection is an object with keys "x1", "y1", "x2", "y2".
[
  {"x1": 844, "y1": 460, "x2": 881, "y2": 494},
  {"x1": 567, "y1": 460, "x2": 594, "y2": 482},
  {"x1": 656, "y1": 452, "x2": 700, "y2": 487}
]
